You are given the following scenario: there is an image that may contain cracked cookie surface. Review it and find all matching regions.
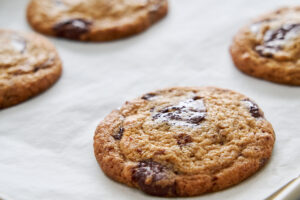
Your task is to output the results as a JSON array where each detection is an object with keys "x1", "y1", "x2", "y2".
[
  {"x1": 94, "y1": 87, "x2": 275, "y2": 197},
  {"x1": 27, "y1": 0, "x2": 168, "y2": 41},
  {"x1": 0, "y1": 30, "x2": 62, "y2": 109},
  {"x1": 230, "y1": 7, "x2": 300, "y2": 85}
]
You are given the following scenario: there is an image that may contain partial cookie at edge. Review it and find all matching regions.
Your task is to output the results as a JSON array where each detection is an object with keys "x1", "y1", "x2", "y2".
[
  {"x1": 0, "y1": 30, "x2": 62, "y2": 108},
  {"x1": 230, "y1": 6, "x2": 300, "y2": 85}
]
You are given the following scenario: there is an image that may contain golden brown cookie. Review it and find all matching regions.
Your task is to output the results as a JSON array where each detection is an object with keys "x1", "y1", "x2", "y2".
[
  {"x1": 26, "y1": 0, "x2": 168, "y2": 41},
  {"x1": 230, "y1": 7, "x2": 300, "y2": 85},
  {"x1": 0, "y1": 30, "x2": 62, "y2": 109},
  {"x1": 94, "y1": 87, "x2": 275, "y2": 197}
]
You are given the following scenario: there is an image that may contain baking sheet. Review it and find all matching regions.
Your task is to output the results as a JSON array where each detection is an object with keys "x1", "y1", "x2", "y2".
[{"x1": 1, "y1": 0, "x2": 300, "y2": 199}]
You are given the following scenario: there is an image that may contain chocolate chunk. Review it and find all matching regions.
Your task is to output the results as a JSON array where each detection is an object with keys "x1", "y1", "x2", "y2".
[
  {"x1": 189, "y1": 115, "x2": 206, "y2": 124},
  {"x1": 212, "y1": 176, "x2": 218, "y2": 182},
  {"x1": 141, "y1": 93, "x2": 156, "y2": 100},
  {"x1": 265, "y1": 24, "x2": 300, "y2": 42},
  {"x1": 192, "y1": 96, "x2": 202, "y2": 100},
  {"x1": 113, "y1": 127, "x2": 124, "y2": 140},
  {"x1": 259, "y1": 158, "x2": 269, "y2": 168},
  {"x1": 153, "y1": 98, "x2": 206, "y2": 125},
  {"x1": 255, "y1": 23, "x2": 300, "y2": 57},
  {"x1": 136, "y1": 148, "x2": 142, "y2": 154},
  {"x1": 242, "y1": 99, "x2": 263, "y2": 118},
  {"x1": 132, "y1": 160, "x2": 176, "y2": 196},
  {"x1": 219, "y1": 134, "x2": 227, "y2": 145},
  {"x1": 53, "y1": 19, "x2": 92, "y2": 40},
  {"x1": 33, "y1": 57, "x2": 55, "y2": 72},
  {"x1": 255, "y1": 46, "x2": 275, "y2": 58},
  {"x1": 176, "y1": 134, "x2": 192, "y2": 145},
  {"x1": 8, "y1": 57, "x2": 55, "y2": 76}
]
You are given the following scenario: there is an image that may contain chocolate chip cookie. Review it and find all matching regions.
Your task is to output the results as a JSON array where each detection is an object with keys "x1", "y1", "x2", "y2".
[
  {"x1": 94, "y1": 87, "x2": 275, "y2": 196},
  {"x1": 27, "y1": 0, "x2": 168, "y2": 41},
  {"x1": 0, "y1": 30, "x2": 62, "y2": 109},
  {"x1": 230, "y1": 7, "x2": 300, "y2": 85}
]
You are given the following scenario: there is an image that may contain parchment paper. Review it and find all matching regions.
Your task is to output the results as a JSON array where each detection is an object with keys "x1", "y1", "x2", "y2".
[{"x1": 1, "y1": 0, "x2": 300, "y2": 199}]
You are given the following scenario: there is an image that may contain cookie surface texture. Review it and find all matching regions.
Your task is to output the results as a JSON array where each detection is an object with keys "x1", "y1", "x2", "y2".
[
  {"x1": 0, "y1": 30, "x2": 62, "y2": 109},
  {"x1": 230, "y1": 7, "x2": 300, "y2": 85},
  {"x1": 27, "y1": 0, "x2": 168, "y2": 41},
  {"x1": 94, "y1": 87, "x2": 275, "y2": 197}
]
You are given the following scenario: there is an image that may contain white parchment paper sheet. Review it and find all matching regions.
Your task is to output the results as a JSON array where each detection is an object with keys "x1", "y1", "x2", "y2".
[{"x1": 1, "y1": 0, "x2": 300, "y2": 199}]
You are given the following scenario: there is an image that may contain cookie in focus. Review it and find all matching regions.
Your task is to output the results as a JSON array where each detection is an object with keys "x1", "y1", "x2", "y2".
[{"x1": 94, "y1": 87, "x2": 275, "y2": 197}]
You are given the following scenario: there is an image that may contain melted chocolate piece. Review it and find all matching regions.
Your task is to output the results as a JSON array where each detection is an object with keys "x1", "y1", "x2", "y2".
[
  {"x1": 132, "y1": 160, "x2": 176, "y2": 196},
  {"x1": 242, "y1": 99, "x2": 263, "y2": 118},
  {"x1": 141, "y1": 93, "x2": 156, "y2": 100},
  {"x1": 259, "y1": 158, "x2": 269, "y2": 168},
  {"x1": 8, "y1": 57, "x2": 55, "y2": 76},
  {"x1": 176, "y1": 134, "x2": 192, "y2": 145},
  {"x1": 192, "y1": 96, "x2": 202, "y2": 100},
  {"x1": 255, "y1": 46, "x2": 275, "y2": 58},
  {"x1": 219, "y1": 134, "x2": 227, "y2": 145},
  {"x1": 265, "y1": 24, "x2": 300, "y2": 42},
  {"x1": 255, "y1": 23, "x2": 300, "y2": 57},
  {"x1": 53, "y1": 19, "x2": 92, "y2": 40},
  {"x1": 153, "y1": 98, "x2": 206, "y2": 125},
  {"x1": 33, "y1": 57, "x2": 55, "y2": 72},
  {"x1": 112, "y1": 127, "x2": 124, "y2": 140}
]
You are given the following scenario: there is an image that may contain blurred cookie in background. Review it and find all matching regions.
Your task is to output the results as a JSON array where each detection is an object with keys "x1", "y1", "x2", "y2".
[
  {"x1": 230, "y1": 7, "x2": 300, "y2": 85},
  {"x1": 0, "y1": 30, "x2": 62, "y2": 109},
  {"x1": 27, "y1": 0, "x2": 168, "y2": 41}
]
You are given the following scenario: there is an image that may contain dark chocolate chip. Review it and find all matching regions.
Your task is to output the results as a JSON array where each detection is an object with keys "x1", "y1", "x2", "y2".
[
  {"x1": 33, "y1": 57, "x2": 55, "y2": 72},
  {"x1": 243, "y1": 99, "x2": 263, "y2": 118},
  {"x1": 153, "y1": 98, "x2": 206, "y2": 125},
  {"x1": 141, "y1": 93, "x2": 156, "y2": 100},
  {"x1": 255, "y1": 23, "x2": 300, "y2": 57},
  {"x1": 211, "y1": 176, "x2": 218, "y2": 186},
  {"x1": 189, "y1": 115, "x2": 205, "y2": 124},
  {"x1": 136, "y1": 148, "x2": 142, "y2": 153},
  {"x1": 113, "y1": 127, "x2": 124, "y2": 140},
  {"x1": 212, "y1": 176, "x2": 218, "y2": 182},
  {"x1": 8, "y1": 56, "x2": 55, "y2": 76},
  {"x1": 192, "y1": 96, "x2": 202, "y2": 100},
  {"x1": 265, "y1": 24, "x2": 300, "y2": 42},
  {"x1": 176, "y1": 134, "x2": 192, "y2": 145},
  {"x1": 259, "y1": 158, "x2": 269, "y2": 168},
  {"x1": 132, "y1": 160, "x2": 176, "y2": 196},
  {"x1": 53, "y1": 19, "x2": 92, "y2": 40},
  {"x1": 255, "y1": 47, "x2": 275, "y2": 58},
  {"x1": 219, "y1": 134, "x2": 227, "y2": 145}
]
